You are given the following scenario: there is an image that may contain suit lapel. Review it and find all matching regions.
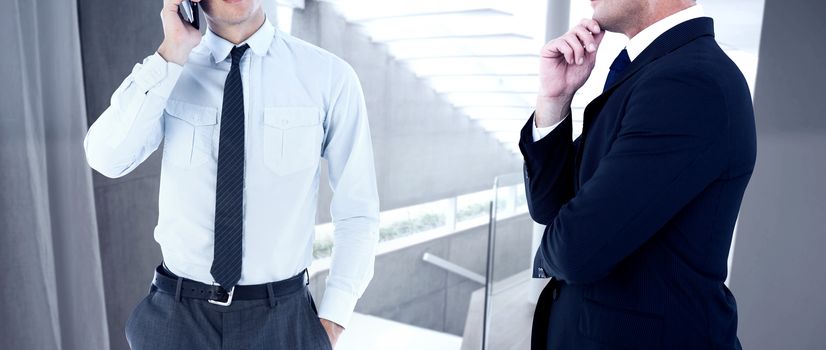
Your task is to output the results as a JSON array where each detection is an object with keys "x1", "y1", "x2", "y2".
[
  {"x1": 574, "y1": 17, "x2": 716, "y2": 190},
  {"x1": 583, "y1": 17, "x2": 716, "y2": 130}
]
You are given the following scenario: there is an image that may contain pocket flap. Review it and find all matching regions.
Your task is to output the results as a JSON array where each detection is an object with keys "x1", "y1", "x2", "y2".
[
  {"x1": 164, "y1": 99, "x2": 218, "y2": 126},
  {"x1": 263, "y1": 107, "x2": 321, "y2": 128}
]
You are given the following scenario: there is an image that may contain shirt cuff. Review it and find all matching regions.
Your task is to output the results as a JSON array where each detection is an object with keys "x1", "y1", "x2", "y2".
[
  {"x1": 317, "y1": 286, "x2": 359, "y2": 329},
  {"x1": 532, "y1": 116, "x2": 566, "y2": 142},
  {"x1": 132, "y1": 52, "x2": 184, "y2": 99}
]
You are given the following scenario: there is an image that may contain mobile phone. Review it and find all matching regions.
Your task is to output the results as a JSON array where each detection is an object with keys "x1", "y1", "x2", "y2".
[{"x1": 179, "y1": 0, "x2": 200, "y2": 30}]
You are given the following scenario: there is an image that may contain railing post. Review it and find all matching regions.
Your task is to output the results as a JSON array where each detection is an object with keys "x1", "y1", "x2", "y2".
[{"x1": 446, "y1": 197, "x2": 457, "y2": 232}]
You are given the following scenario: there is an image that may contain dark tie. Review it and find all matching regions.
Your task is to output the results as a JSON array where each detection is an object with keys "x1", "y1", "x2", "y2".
[
  {"x1": 603, "y1": 48, "x2": 631, "y2": 92},
  {"x1": 210, "y1": 44, "x2": 249, "y2": 290}
]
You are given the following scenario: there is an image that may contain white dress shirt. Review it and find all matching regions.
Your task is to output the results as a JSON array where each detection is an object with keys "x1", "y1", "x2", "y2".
[
  {"x1": 84, "y1": 18, "x2": 379, "y2": 328},
  {"x1": 533, "y1": 4, "x2": 705, "y2": 141}
]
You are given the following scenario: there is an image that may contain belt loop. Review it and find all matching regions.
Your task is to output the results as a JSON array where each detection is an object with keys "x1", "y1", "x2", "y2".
[
  {"x1": 266, "y1": 283, "x2": 277, "y2": 308},
  {"x1": 174, "y1": 277, "x2": 184, "y2": 302}
]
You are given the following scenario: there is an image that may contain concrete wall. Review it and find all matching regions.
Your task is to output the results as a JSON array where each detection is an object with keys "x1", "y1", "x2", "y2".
[
  {"x1": 77, "y1": 1, "x2": 520, "y2": 349},
  {"x1": 310, "y1": 214, "x2": 534, "y2": 336},
  {"x1": 728, "y1": 0, "x2": 826, "y2": 349}
]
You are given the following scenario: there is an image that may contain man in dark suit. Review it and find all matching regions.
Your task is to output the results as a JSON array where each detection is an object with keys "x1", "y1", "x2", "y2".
[{"x1": 520, "y1": 0, "x2": 756, "y2": 349}]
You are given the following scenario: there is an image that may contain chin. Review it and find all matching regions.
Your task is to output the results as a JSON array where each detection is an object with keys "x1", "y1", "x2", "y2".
[
  {"x1": 591, "y1": 8, "x2": 621, "y2": 33},
  {"x1": 224, "y1": 12, "x2": 254, "y2": 25},
  {"x1": 204, "y1": 0, "x2": 258, "y2": 23}
]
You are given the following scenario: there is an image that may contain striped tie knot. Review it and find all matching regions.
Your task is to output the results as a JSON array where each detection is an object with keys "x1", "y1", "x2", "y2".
[{"x1": 230, "y1": 44, "x2": 249, "y2": 66}]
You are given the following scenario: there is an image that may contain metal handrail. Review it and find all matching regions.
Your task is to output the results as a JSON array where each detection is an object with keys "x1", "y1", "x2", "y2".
[
  {"x1": 421, "y1": 253, "x2": 486, "y2": 284},
  {"x1": 483, "y1": 172, "x2": 525, "y2": 350}
]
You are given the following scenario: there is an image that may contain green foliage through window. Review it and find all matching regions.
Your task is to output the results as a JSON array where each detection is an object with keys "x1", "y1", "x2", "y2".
[{"x1": 313, "y1": 212, "x2": 447, "y2": 259}]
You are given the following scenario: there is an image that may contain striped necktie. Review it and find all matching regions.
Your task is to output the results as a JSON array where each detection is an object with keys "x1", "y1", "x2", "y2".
[{"x1": 210, "y1": 44, "x2": 249, "y2": 290}]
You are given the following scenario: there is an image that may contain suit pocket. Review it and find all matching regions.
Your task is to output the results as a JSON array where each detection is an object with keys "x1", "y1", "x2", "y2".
[
  {"x1": 578, "y1": 298, "x2": 663, "y2": 349},
  {"x1": 162, "y1": 99, "x2": 219, "y2": 168},
  {"x1": 261, "y1": 107, "x2": 323, "y2": 176}
]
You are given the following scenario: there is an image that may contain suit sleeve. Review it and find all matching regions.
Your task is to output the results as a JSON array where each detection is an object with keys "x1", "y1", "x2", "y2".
[
  {"x1": 519, "y1": 112, "x2": 579, "y2": 225},
  {"x1": 536, "y1": 71, "x2": 728, "y2": 284}
]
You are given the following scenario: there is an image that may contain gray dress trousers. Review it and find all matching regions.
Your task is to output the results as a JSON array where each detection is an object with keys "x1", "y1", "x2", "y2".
[{"x1": 125, "y1": 283, "x2": 334, "y2": 350}]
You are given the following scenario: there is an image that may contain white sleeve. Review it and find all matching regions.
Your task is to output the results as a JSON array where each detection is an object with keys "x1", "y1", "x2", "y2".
[
  {"x1": 316, "y1": 63, "x2": 380, "y2": 329},
  {"x1": 83, "y1": 53, "x2": 182, "y2": 178}
]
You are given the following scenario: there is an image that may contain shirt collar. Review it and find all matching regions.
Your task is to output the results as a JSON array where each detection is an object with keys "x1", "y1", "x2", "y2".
[
  {"x1": 203, "y1": 17, "x2": 275, "y2": 64},
  {"x1": 625, "y1": 4, "x2": 705, "y2": 61}
]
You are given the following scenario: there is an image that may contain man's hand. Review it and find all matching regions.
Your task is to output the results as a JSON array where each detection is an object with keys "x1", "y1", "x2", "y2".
[
  {"x1": 535, "y1": 19, "x2": 605, "y2": 127},
  {"x1": 320, "y1": 318, "x2": 343, "y2": 348},
  {"x1": 157, "y1": 0, "x2": 203, "y2": 65}
]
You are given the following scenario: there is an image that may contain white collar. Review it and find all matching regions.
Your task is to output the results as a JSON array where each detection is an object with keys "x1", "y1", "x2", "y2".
[
  {"x1": 203, "y1": 17, "x2": 275, "y2": 64},
  {"x1": 626, "y1": 4, "x2": 705, "y2": 61}
]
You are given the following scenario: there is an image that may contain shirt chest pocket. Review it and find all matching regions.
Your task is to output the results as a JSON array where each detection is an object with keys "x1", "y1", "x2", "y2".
[
  {"x1": 163, "y1": 100, "x2": 219, "y2": 168},
  {"x1": 261, "y1": 107, "x2": 323, "y2": 175}
]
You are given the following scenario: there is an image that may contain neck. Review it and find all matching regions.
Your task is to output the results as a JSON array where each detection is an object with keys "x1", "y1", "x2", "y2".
[
  {"x1": 207, "y1": 9, "x2": 266, "y2": 45},
  {"x1": 624, "y1": 2, "x2": 695, "y2": 39}
]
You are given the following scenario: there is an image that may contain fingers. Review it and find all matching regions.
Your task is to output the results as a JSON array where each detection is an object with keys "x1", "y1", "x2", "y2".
[
  {"x1": 562, "y1": 33, "x2": 586, "y2": 65},
  {"x1": 556, "y1": 41, "x2": 574, "y2": 65},
  {"x1": 572, "y1": 26, "x2": 596, "y2": 53},
  {"x1": 580, "y1": 18, "x2": 601, "y2": 35},
  {"x1": 580, "y1": 18, "x2": 606, "y2": 47},
  {"x1": 540, "y1": 18, "x2": 605, "y2": 66},
  {"x1": 162, "y1": 0, "x2": 199, "y2": 15},
  {"x1": 163, "y1": 0, "x2": 184, "y2": 9},
  {"x1": 162, "y1": 0, "x2": 184, "y2": 17},
  {"x1": 540, "y1": 39, "x2": 574, "y2": 65}
]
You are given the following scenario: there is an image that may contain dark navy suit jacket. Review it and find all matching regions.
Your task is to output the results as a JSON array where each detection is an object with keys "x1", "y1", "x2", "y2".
[{"x1": 519, "y1": 18, "x2": 756, "y2": 349}]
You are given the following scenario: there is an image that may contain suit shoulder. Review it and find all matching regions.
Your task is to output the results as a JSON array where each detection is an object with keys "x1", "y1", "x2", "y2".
[
  {"x1": 645, "y1": 37, "x2": 748, "y2": 90},
  {"x1": 630, "y1": 38, "x2": 754, "y2": 137}
]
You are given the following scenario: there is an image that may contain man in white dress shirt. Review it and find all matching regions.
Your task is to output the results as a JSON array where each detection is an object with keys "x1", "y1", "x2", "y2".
[{"x1": 84, "y1": 0, "x2": 379, "y2": 348}]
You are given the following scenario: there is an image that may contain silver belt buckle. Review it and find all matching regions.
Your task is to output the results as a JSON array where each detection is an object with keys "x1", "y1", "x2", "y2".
[{"x1": 208, "y1": 284, "x2": 235, "y2": 306}]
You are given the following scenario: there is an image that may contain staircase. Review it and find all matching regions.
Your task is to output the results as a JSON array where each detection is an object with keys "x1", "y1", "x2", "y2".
[{"x1": 276, "y1": 0, "x2": 549, "y2": 155}]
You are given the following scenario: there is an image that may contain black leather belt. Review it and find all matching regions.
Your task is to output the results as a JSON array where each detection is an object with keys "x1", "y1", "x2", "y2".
[{"x1": 151, "y1": 263, "x2": 308, "y2": 306}]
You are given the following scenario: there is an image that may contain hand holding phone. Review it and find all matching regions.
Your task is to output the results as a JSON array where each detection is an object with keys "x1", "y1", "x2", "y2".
[{"x1": 158, "y1": 0, "x2": 203, "y2": 65}]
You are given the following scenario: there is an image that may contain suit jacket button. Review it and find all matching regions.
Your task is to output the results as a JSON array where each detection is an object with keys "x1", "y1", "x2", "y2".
[{"x1": 537, "y1": 267, "x2": 546, "y2": 278}]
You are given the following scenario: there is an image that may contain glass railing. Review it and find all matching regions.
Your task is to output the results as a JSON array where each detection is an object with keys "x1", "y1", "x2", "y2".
[
  {"x1": 312, "y1": 186, "x2": 527, "y2": 260},
  {"x1": 308, "y1": 174, "x2": 533, "y2": 350},
  {"x1": 487, "y1": 172, "x2": 535, "y2": 349}
]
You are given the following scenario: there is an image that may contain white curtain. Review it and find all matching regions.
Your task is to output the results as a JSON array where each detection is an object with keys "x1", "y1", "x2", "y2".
[{"x1": 0, "y1": 0, "x2": 109, "y2": 349}]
